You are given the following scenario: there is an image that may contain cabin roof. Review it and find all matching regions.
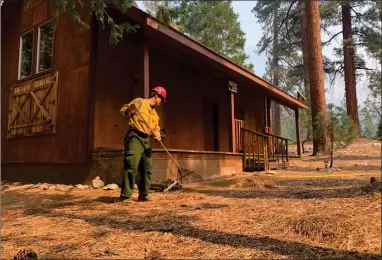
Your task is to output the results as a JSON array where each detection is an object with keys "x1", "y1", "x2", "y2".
[{"x1": 123, "y1": 6, "x2": 309, "y2": 110}]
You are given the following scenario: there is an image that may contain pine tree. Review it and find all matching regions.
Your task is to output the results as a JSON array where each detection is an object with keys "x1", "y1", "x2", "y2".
[
  {"x1": 305, "y1": 0, "x2": 328, "y2": 155},
  {"x1": 377, "y1": 118, "x2": 382, "y2": 139},
  {"x1": 314, "y1": 104, "x2": 356, "y2": 168},
  {"x1": 23, "y1": 0, "x2": 138, "y2": 45},
  {"x1": 320, "y1": 1, "x2": 381, "y2": 136},
  {"x1": 341, "y1": 3, "x2": 360, "y2": 135},
  {"x1": 145, "y1": 1, "x2": 254, "y2": 72},
  {"x1": 359, "y1": 107, "x2": 377, "y2": 138}
]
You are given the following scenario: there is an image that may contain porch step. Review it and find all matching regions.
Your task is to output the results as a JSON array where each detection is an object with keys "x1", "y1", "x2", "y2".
[{"x1": 244, "y1": 161, "x2": 289, "y2": 172}]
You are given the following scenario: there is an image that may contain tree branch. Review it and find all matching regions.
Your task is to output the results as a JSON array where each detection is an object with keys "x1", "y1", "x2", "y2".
[
  {"x1": 322, "y1": 31, "x2": 343, "y2": 45},
  {"x1": 350, "y1": 6, "x2": 370, "y2": 29},
  {"x1": 285, "y1": 0, "x2": 299, "y2": 44},
  {"x1": 258, "y1": 0, "x2": 297, "y2": 54},
  {"x1": 355, "y1": 66, "x2": 377, "y2": 71}
]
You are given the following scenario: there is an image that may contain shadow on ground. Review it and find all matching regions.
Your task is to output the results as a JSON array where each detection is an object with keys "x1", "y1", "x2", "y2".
[
  {"x1": 183, "y1": 185, "x2": 380, "y2": 199},
  {"x1": 2, "y1": 190, "x2": 381, "y2": 259}
]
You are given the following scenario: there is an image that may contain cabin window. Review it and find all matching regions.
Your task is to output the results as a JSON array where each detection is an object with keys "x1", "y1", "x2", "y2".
[
  {"x1": 37, "y1": 20, "x2": 54, "y2": 73},
  {"x1": 18, "y1": 30, "x2": 34, "y2": 80}
]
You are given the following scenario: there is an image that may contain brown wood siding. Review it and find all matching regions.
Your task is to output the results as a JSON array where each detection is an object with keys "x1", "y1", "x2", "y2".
[
  {"x1": 235, "y1": 86, "x2": 266, "y2": 134},
  {"x1": 92, "y1": 29, "x2": 143, "y2": 149},
  {"x1": 1, "y1": 0, "x2": 91, "y2": 163},
  {"x1": 92, "y1": 31, "x2": 231, "y2": 152}
]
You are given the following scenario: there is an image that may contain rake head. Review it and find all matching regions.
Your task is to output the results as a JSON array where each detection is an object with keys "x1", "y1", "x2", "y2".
[{"x1": 177, "y1": 168, "x2": 203, "y2": 184}]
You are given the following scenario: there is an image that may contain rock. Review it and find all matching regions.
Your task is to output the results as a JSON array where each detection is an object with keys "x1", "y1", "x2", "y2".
[
  {"x1": 372, "y1": 142, "x2": 381, "y2": 148},
  {"x1": 40, "y1": 183, "x2": 49, "y2": 190},
  {"x1": 29, "y1": 184, "x2": 41, "y2": 189},
  {"x1": 20, "y1": 184, "x2": 33, "y2": 190},
  {"x1": 103, "y1": 184, "x2": 119, "y2": 190},
  {"x1": 94, "y1": 176, "x2": 101, "y2": 180},
  {"x1": 266, "y1": 170, "x2": 277, "y2": 175},
  {"x1": 56, "y1": 185, "x2": 70, "y2": 191},
  {"x1": 75, "y1": 184, "x2": 88, "y2": 190},
  {"x1": 48, "y1": 185, "x2": 56, "y2": 190},
  {"x1": 92, "y1": 179, "x2": 105, "y2": 189}
]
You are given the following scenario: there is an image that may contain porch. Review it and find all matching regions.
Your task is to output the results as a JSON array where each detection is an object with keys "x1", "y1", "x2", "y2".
[{"x1": 233, "y1": 99, "x2": 302, "y2": 173}]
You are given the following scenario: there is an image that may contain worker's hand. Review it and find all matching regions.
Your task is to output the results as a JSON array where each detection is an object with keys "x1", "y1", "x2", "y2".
[{"x1": 154, "y1": 134, "x2": 161, "y2": 141}]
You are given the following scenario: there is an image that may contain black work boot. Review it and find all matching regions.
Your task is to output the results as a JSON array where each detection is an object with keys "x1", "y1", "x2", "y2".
[{"x1": 138, "y1": 194, "x2": 152, "y2": 202}]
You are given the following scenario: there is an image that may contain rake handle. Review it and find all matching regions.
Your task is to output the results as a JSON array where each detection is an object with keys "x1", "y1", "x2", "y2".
[{"x1": 134, "y1": 109, "x2": 185, "y2": 176}]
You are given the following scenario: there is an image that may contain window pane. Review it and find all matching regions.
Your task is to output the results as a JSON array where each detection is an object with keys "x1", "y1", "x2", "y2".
[
  {"x1": 38, "y1": 21, "x2": 54, "y2": 72},
  {"x1": 19, "y1": 31, "x2": 33, "y2": 79}
]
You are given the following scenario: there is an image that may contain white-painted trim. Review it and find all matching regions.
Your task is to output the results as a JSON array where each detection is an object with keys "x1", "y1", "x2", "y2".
[
  {"x1": 36, "y1": 19, "x2": 53, "y2": 74},
  {"x1": 36, "y1": 25, "x2": 41, "y2": 73},
  {"x1": 18, "y1": 29, "x2": 33, "y2": 80}
]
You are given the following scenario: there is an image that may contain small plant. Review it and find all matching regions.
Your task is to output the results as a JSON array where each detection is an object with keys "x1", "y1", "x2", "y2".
[{"x1": 313, "y1": 104, "x2": 357, "y2": 168}]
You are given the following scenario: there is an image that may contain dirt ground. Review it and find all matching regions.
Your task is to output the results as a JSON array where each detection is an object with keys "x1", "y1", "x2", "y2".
[{"x1": 2, "y1": 138, "x2": 381, "y2": 259}]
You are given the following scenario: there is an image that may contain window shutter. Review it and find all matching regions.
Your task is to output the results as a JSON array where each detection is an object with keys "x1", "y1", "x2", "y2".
[{"x1": 7, "y1": 72, "x2": 58, "y2": 138}]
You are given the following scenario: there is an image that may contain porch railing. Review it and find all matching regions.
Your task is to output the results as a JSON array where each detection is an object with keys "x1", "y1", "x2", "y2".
[
  {"x1": 242, "y1": 128, "x2": 269, "y2": 172},
  {"x1": 234, "y1": 119, "x2": 244, "y2": 152},
  {"x1": 266, "y1": 132, "x2": 290, "y2": 163}
]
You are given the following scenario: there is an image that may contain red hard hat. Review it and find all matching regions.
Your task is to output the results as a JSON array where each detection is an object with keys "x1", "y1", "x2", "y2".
[{"x1": 152, "y1": 86, "x2": 167, "y2": 103}]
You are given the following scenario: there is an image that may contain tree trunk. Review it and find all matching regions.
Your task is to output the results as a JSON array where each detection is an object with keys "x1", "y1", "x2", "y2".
[
  {"x1": 329, "y1": 107, "x2": 334, "y2": 168},
  {"x1": 342, "y1": 3, "x2": 360, "y2": 136},
  {"x1": 305, "y1": 0, "x2": 328, "y2": 155},
  {"x1": 300, "y1": 0, "x2": 311, "y2": 103},
  {"x1": 272, "y1": 7, "x2": 281, "y2": 136},
  {"x1": 300, "y1": 0, "x2": 312, "y2": 153}
]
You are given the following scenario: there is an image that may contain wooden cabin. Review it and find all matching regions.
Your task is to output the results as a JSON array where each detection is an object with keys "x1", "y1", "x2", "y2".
[{"x1": 1, "y1": 1, "x2": 308, "y2": 185}]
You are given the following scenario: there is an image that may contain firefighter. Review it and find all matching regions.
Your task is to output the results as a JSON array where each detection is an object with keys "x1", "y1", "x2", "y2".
[{"x1": 118, "y1": 86, "x2": 167, "y2": 203}]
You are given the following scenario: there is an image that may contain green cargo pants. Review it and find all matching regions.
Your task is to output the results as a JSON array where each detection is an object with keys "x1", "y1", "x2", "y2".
[{"x1": 120, "y1": 132, "x2": 152, "y2": 199}]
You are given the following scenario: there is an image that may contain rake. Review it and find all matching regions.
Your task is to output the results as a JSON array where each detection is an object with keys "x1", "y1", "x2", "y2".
[{"x1": 134, "y1": 109, "x2": 203, "y2": 192}]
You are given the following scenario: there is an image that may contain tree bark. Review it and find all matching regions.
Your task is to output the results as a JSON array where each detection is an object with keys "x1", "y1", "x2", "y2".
[
  {"x1": 272, "y1": 7, "x2": 281, "y2": 136},
  {"x1": 341, "y1": 3, "x2": 360, "y2": 136},
  {"x1": 300, "y1": 0, "x2": 310, "y2": 101},
  {"x1": 305, "y1": 0, "x2": 328, "y2": 155},
  {"x1": 299, "y1": 0, "x2": 312, "y2": 153}
]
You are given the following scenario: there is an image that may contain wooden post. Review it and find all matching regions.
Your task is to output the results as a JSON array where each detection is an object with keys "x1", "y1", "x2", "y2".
[
  {"x1": 286, "y1": 139, "x2": 289, "y2": 162},
  {"x1": 242, "y1": 129, "x2": 246, "y2": 170},
  {"x1": 295, "y1": 109, "x2": 301, "y2": 156},
  {"x1": 231, "y1": 92, "x2": 236, "y2": 152},
  {"x1": 143, "y1": 45, "x2": 150, "y2": 99},
  {"x1": 266, "y1": 98, "x2": 272, "y2": 133},
  {"x1": 266, "y1": 97, "x2": 273, "y2": 157}
]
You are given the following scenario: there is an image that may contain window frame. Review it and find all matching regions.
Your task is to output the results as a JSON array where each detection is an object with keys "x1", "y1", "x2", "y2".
[
  {"x1": 36, "y1": 19, "x2": 55, "y2": 74},
  {"x1": 17, "y1": 18, "x2": 55, "y2": 83},
  {"x1": 17, "y1": 29, "x2": 34, "y2": 81}
]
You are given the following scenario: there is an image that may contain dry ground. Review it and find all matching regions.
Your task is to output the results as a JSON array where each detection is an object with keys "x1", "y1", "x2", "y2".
[{"x1": 2, "y1": 138, "x2": 381, "y2": 259}]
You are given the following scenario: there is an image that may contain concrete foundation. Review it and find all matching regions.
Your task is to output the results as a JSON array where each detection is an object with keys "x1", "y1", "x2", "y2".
[{"x1": 2, "y1": 150, "x2": 243, "y2": 185}]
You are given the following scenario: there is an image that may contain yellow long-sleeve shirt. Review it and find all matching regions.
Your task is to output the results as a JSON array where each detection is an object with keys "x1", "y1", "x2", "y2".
[{"x1": 120, "y1": 98, "x2": 161, "y2": 137}]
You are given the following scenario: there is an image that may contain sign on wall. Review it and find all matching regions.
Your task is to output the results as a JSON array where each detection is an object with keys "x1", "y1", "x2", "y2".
[{"x1": 228, "y1": 80, "x2": 237, "y2": 93}]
